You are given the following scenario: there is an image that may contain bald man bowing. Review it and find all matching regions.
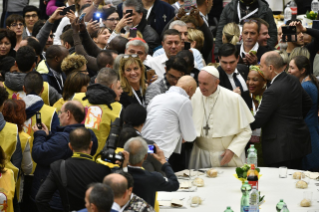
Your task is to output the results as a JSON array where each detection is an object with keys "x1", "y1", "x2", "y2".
[{"x1": 190, "y1": 66, "x2": 254, "y2": 169}]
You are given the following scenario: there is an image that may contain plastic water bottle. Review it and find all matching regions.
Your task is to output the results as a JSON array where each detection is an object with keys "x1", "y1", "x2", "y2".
[
  {"x1": 249, "y1": 186, "x2": 259, "y2": 212},
  {"x1": 284, "y1": 4, "x2": 292, "y2": 24},
  {"x1": 280, "y1": 204, "x2": 290, "y2": 212},
  {"x1": 312, "y1": 0, "x2": 319, "y2": 13},
  {"x1": 276, "y1": 199, "x2": 286, "y2": 212},
  {"x1": 224, "y1": 206, "x2": 234, "y2": 212},
  {"x1": 290, "y1": 0, "x2": 298, "y2": 20},
  {"x1": 240, "y1": 181, "x2": 251, "y2": 212},
  {"x1": 247, "y1": 145, "x2": 257, "y2": 167}
]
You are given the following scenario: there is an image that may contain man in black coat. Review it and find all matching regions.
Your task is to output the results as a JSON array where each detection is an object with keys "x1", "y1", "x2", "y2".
[
  {"x1": 35, "y1": 127, "x2": 113, "y2": 212},
  {"x1": 217, "y1": 43, "x2": 251, "y2": 108},
  {"x1": 250, "y1": 51, "x2": 312, "y2": 169}
]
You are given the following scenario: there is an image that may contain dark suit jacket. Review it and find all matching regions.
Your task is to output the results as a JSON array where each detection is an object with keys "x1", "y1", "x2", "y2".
[
  {"x1": 128, "y1": 163, "x2": 179, "y2": 207},
  {"x1": 236, "y1": 44, "x2": 270, "y2": 65},
  {"x1": 250, "y1": 72, "x2": 312, "y2": 165},
  {"x1": 217, "y1": 64, "x2": 252, "y2": 109}
]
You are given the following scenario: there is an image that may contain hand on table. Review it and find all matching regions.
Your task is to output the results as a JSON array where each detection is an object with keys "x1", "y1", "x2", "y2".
[{"x1": 220, "y1": 149, "x2": 234, "y2": 166}]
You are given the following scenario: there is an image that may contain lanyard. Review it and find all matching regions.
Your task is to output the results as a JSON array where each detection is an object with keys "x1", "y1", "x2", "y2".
[
  {"x1": 45, "y1": 61, "x2": 63, "y2": 91},
  {"x1": 132, "y1": 87, "x2": 145, "y2": 107},
  {"x1": 237, "y1": 2, "x2": 258, "y2": 22}
]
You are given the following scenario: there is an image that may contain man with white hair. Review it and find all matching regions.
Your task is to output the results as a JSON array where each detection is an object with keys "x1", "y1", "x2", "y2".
[{"x1": 190, "y1": 66, "x2": 254, "y2": 169}]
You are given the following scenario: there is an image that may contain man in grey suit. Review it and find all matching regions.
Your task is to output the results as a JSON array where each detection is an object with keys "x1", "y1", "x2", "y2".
[{"x1": 250, "y1": 51, "x2": 312, "y2": 169}]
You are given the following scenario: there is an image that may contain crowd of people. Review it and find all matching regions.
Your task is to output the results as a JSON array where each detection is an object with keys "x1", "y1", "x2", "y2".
[{"x1": 1, "y1": 0, "x2": 319, "y2": 211}]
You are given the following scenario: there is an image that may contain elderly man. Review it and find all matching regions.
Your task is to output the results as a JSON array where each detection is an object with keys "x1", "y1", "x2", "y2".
[
  {"x1": 31, "y1": 101, "x2": 98, "y2": 211},
  {"x1": 103, "y1": 173, "x2": 155, "y2": 212},
  {"x1": 142, "y1": 76, "x2": 197, "y2": 159},
  {"x1": 73, "y1": 68, "x2": 122, "y2": 156},
  {"x1": 251, "y1": 51, "x2": 312, "y2": 169},
  {"x1": 237, "y1": 19, "x2": 270, "y2": 66},
  {"x1": 147, "y1": 29, "x2": 183, "y2": 79},
  {"x1": 190, "y1": 66, "x2": 254, "y2": 169},
  {"x1": 124, "y1": 137, "x2": 179, "y2": 207}
]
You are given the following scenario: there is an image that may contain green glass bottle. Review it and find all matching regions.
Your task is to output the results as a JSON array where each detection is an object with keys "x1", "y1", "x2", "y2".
[
  {"x1": 224, "y1": 206, "x2": 234, "y2": 212},
  {"x1": 276, "y1": 199, "x2": 286, "y2": 212}
]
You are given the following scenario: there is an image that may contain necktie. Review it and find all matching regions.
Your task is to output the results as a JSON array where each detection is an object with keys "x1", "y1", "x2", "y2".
[{"x1": 233, "y1": 73, "x2": 244, "y2": 93}]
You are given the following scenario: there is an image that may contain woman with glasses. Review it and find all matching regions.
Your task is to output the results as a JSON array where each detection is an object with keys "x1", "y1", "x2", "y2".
[
  {"x1": 6, "y1": 14, "x2": 25, "y2": 51},
  {"x1": 90, "y1": 27, "x2": 111, "y2": 50},
  {"x1": 53, "y1": 71, "x2": 90, "y2": 113},
  {"x1": 61, "y1": 54, "x2": 89, "y2": 76},
  {"x1": 246, "y1": 65, "x2": 267, "y2": 166},
  {"x1": 119, "y1": 55, "x2": 146, "y2": 108},
  {"x1": 103, "y1": 7, "x2": 120, "y2": 32},
  {"x1": 0, "y1": 29, "x2": 16, "y2": 60}
]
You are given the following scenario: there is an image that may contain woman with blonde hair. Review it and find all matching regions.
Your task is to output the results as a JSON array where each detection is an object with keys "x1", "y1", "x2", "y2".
[
  {"x1": 222, "y1": 22, "x2": 240, "y2": 45},
  {"x1": 61, "y1": 54, "x2": 88, "y2": 77},
  {"x1": 187, "y1": 29, "x2": 204, "y2": 51},
  {"x1": 119, "y1": 55, "x2": 146, "y2": 108}
]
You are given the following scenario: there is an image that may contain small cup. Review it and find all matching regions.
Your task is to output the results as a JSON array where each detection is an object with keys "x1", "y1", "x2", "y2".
[{"x1": 279, "y1": 166, "x2": 287, "y2": 178}]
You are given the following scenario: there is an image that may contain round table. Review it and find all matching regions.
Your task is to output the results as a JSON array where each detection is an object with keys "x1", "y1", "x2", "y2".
[{"x1": 158, "y1": 167, "x2": 319, "y2": 211}]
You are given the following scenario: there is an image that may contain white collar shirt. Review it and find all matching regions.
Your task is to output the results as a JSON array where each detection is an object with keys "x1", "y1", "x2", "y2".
[
  {"x1": 240, "y1": 42, "x2": 259, "y2": 58},
  {"x1": 147, "y1": 53, "x2": 168, "y2": 79},
  {"x1": 226, "y1": 68, "x2": 248, "y2": 91}
]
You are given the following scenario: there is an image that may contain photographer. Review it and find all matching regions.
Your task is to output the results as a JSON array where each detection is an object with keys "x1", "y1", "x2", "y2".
[
  {"x1": 31, "y1": 100, "x2": 98, "y2": 211},
  {"x1": 35, "y1": 127, "x2": 118, "y2": 212},
  {"x1": 285, "y1": 20, "x2": 319, "y2": 68}
]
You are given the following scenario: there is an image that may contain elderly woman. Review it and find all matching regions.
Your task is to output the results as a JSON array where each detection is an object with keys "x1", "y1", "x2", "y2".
[
  {"x1": 2, "y1": 99, "x2": 33, "y2": 202},
  {"x1": 246, "y1": 65, "x2": 267, "y2": 166},
  {"x1": 0, "y1": 29, "x2": 16, "y2": 60},
  {"x1": 288, "y1": 55, "x2": 319, "y2": 171},
  {"x1": 119, "y1": 55, "x2": 146, "y2": 108}
]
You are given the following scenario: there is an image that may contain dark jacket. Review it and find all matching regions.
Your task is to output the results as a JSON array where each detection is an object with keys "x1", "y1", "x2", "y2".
[
  {"x1": 217, "y1": 64, "x2": 252, "y2": 109},
  {"x1": 302, "y1": 28, "x2": 319, "y2": 73},
  {"x1": 215, "y1": 0, "x2": 277, "y2": 54},
  {"x1": 35, "y1": 153, "x2": 111, "y2": 212},
  {"x1": 31, "y1": 124, "x2": 98, "y2": 210},
  {"x1": 128, "y1": 163, "x2": 179, "y2": 207},
  {"x1": 4, "y1": 72, "x2": 61, "y2": 105},
  {"x1": 120, "y1": 89, "x2": 145, "y2": 108},
  {"x1": 117, "y1": 0, "x2": 175, "y2": 36},
  {"x1": 250, "y1": 72, "x2": 312, "y2": 165}
]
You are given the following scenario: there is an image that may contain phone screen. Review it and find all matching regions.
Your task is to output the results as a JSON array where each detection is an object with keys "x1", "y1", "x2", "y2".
[
  {"x1": 93, "y1": 12, "x2": 102, "y2": 22},
  {"x1": 126, "y1": 9, "x2": 133, "y2": 18},
  {"x1": 60, "y1": 5, "x2": 76, "y2": 15},
  {"x1": 79, "y1": 12, "x2": 86, "y2": 22},
  {"x1": 36, "y1": 112, "x2": 42, "y2": 129},
  {"x1": 148, "y1": 145, "x2": 156, "y2": 154}
]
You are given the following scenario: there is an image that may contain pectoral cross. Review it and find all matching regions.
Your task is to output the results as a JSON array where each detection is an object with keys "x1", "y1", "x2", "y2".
[
  {"x1": 163, "y1": 14, "x2": 167, "y2": 22},
  {"x1": 203, "y1": 123, "x2": 210, "y2": 136}
]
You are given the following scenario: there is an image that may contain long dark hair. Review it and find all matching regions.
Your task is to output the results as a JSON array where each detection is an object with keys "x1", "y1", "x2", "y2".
[{"x1": 292, "y1": 55, "x2": 319, "y2": 105}]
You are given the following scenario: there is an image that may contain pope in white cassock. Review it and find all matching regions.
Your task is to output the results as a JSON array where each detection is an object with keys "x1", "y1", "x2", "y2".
[{"x1": 189, "y1": 66, "x2": 255, "y2": 169}]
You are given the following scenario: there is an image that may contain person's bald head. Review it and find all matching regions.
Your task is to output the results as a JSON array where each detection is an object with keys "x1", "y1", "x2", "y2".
[
  {"x1": 198, "y1": 70, "x2": 220, "y2": 97},
  {"x1": 260, "y1": 51, "x2": 284, "y2": 81},
  {"x1": 60, "y1": 100, "x2": 85, "y2": 126},
  {"x1": 103, "y1": 173, "x2": 128, "y2": 198},
  {"x1": 124, "y1": 137, "x2": 148, "y2": 165},
  {"x1": 176, "y1": 75, "x2": 197, "y2": 98}
]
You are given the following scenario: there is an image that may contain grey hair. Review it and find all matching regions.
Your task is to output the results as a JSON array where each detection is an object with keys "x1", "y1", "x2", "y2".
[
  {"x1": 265, "y1": 52, "x2": 284, "y2": 70},
  {"x1": 124, "y1": 136, "x2": 148, "y2": 165},
  {"x1": 96, "y1": 68, "x2": 118, "y2": 88},
  {"x1": 113, "y1": 54, "x2": 124, "y2": 74},
  {"x1": 122, "y1": 0, "x2": 144, "y2": 14},
  {"x1": 89, "y1": 183, "x2": 114, "y2": 212},
  {"x1": 169, "y1": 20, "x2": 187, "y2": 29},
  {"x1": 125, "y1": 40, "x2": 149, "y2": 54}
]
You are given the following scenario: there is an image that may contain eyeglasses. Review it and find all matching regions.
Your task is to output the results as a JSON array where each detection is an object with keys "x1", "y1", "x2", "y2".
[
  {"x1": 10, "y1": 23, "x2": 24, "y2": 28},
  {"x1": 25, "y1": 14, "x2": 38, "y2": 19},
  {"x1": 106, "y1": 18, "x2": 120, "y2": 22},
  {"x1": 123, "y1": 54, "x2": 138, "y2": 59}
]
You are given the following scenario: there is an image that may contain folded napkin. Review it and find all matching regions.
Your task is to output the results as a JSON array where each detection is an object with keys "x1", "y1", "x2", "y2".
[{"x1": 304, "y1": 171, "x2": 319, "y2": 179}]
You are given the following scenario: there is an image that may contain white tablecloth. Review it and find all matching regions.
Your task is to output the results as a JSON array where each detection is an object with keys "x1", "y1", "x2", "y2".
[{"x1": 158, "y1": 167, "x2": 319, "y2": 211}]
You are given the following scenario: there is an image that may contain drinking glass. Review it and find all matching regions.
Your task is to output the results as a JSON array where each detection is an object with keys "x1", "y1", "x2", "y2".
[{"x1": 279, "y1": 166, "x2": 287, "y2": 178}]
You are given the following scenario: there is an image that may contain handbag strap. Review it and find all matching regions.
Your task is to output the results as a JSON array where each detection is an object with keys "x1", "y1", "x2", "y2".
[{"x1": 60, "y1": 160, "x2": 71, "y2": 212}]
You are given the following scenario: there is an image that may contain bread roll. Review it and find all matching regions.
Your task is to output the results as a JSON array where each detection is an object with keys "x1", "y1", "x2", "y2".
[
  {"x1": 206, "y1": 169, "x2": 218, "y2": 178},
  {"x1": 300, "y1": 199, "x2": 311, "y2": 207},
  {"x1": 296, "y1": 180, "x2": 308, "y2": 189}
]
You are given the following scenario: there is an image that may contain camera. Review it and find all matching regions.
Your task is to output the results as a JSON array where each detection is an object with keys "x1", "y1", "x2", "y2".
[{"x1": 100, "y1": 118, "x2": 124, "y2": 164}]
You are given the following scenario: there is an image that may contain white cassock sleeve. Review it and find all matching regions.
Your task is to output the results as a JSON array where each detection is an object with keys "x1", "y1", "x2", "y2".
[
  {"x1": 178, "y1": 100, "x2": 197, "y2": 142},
  {"x1": 227, "y1": 124, "x2": 252, "y2": 158}
]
